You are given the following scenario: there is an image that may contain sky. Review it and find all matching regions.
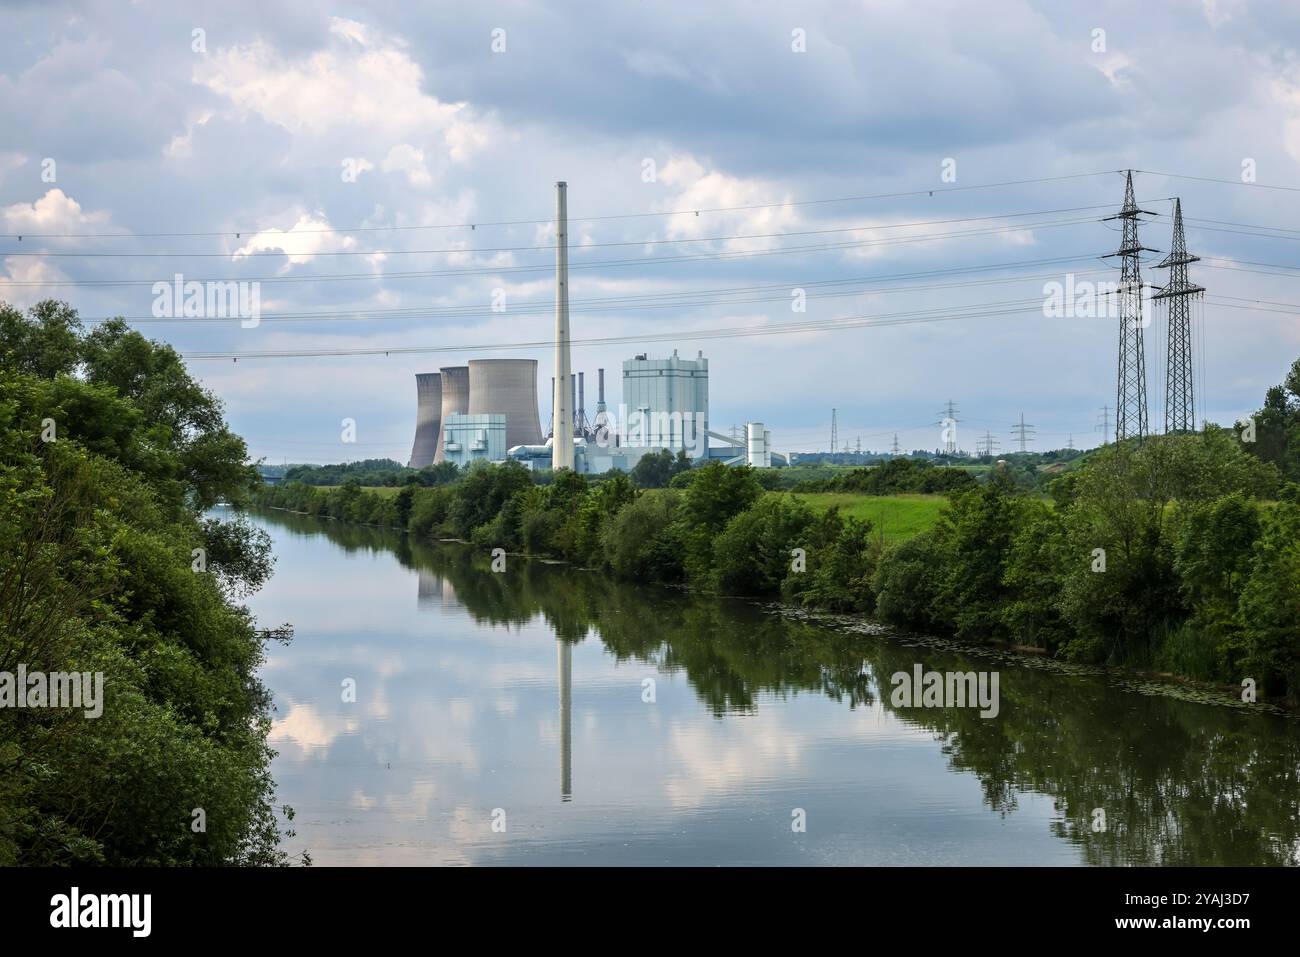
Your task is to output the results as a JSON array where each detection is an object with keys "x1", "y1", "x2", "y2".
[{"x1": 2, "y1": 0, "x2": 1300, "y2": 462}]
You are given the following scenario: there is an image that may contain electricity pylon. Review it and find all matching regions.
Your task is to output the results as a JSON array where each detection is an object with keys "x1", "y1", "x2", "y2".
[{"x1": 1153, "y1": 198, "x2": 1204, "y2": 434}]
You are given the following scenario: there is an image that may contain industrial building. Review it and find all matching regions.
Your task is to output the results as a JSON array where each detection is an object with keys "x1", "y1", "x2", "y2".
[
  {"x1": 434, "y1": 365, "x2": 470, "y2": 464},
  {"x1": 441, "y1": 413, "x2": 508, "y2": 467},
  {"x1": 407, "y1": 372, "x2": 441, "y2": 468},
  {"x1": 467, "y1": 359, "x2": 544, "y2": 450},
  {"x1": 621, "y1": 350, "x2": 709, "y2": 455},
  {"x1": 405, "y1": 350, "x2": 782, "y2": 474}
]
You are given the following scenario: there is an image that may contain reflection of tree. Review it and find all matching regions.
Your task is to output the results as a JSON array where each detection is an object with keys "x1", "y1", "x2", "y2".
[
  {"x1": 256, "y1": 508, "x2": 1300, "y2": 866},
  {"x1": 863, "y1": 640, "x2": 1300, "y2": 865}
]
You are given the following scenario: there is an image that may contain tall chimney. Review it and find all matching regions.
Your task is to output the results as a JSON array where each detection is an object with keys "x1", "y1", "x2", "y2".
[
  {"x1": 597, "y1": 368, "x2": 606, "y2": 413},
  {"x1": 551, "y1": 182, "x2": 574, "y2": 470},
  {"x1": 578, "y1": 371, "x2": 585, "y2": 432}
]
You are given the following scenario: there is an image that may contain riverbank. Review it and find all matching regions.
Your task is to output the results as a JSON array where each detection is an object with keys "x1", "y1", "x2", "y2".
[{"x1": 254, "y1": 431, "x2": 1300, "y2": 706}]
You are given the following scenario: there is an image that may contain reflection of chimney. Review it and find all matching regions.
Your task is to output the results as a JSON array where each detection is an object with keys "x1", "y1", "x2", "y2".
[{"x1": 558, "y1": 639, "x2": 572, "y2": 802}]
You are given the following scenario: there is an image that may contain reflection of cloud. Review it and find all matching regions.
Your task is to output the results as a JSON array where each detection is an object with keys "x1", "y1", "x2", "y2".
[
  {"x1": 269, "y1": 700, "x2": 358, "y2": 751},
  {"x1": 662, "y1": 714, "x2": 808, "y2": 809}
]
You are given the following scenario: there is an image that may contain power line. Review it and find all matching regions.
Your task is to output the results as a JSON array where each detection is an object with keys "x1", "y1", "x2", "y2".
[
  {"x1": 84, "y1": 264, "x2": 1115, "y2": 324},
  {"x1": 1133, "y1": 168, "x2": 1300, "y2": 194},
  {"x1": 1, "y1": 203, "x2": 1131, "y2": 258},
  {"x1": 178, "y1": 298, "x2": 1052, "y2": 360},
  {"x1": 0, "y1": 247, "x2": 1110, "y2": 290},
  {"x1": 0, "y1": 170, "x2": 1129, "y2": 241}
]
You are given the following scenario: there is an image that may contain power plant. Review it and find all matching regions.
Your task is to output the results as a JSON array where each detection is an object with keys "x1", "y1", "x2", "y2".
[
  {"x1": 467, "y1": 359, "x2": 544, "y2": 449},
  {"x1": 407, "y1": 372, "x2": 442, "y2": 469},
  {"x1": 404, "y1": 181, "x2": 784, "y2": 474},
  {"x1": 434, "y1": 365, "x2": 470, "y2": 464}
]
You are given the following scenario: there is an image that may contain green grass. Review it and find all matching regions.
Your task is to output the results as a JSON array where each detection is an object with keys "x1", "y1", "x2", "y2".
[{"x1": 784, "y1": 492, "x2": 948, "y2": 542}]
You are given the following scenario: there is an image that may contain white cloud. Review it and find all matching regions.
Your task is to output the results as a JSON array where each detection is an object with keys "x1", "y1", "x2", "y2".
[
  {"x1": 193, "y1": 16, "x2": 494, "y2": 173},
  {"x1": 382, "y1": 143, "x2": 432, "y2": 188},
  {"x1": 2, "y1": 188, "x2": 112, "y2": 235},
  {"x1": 232, "y1": 213, "x2": 360, "y2": 268}
]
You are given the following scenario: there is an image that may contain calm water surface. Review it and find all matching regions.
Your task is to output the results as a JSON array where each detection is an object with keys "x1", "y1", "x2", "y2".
[{"x1": 236, "y1": 507, "x2": 1300, "y2": 866}]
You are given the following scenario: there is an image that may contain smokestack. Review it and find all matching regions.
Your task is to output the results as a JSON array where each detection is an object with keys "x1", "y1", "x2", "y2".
[
  {"x1": 551, "y1": 182, "x2": 574, "y2": 470},
  {"x1": 570, "y1": 374, "x2": 577, "y2": 434},
  {"x1": 597, "y1": 368, "x2": 606, "y2": 413},
  {"x1": 578, "y1": 371, "x2": 585, "y2": 431}
]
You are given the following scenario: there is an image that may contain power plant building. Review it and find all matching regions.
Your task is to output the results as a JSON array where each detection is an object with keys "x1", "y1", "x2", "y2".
[
  {"x1": 621, "y1": 349, "x2": 709, "y2": 457},
  {"x1": 407, "y1": 372, "x2": 441, "y2": 468},
  {"x1": 467, "y1": 358, "x2": 544, "y2": 450},
  {"x1": 411, "y1": 359, "x2": 542, "y2": 468},
  {"x1": 441, "y1": 413, "x2": 508, "y2": 467},
  {"x1": 434, "y1": 365, "x2": 470, "y2": 464}
]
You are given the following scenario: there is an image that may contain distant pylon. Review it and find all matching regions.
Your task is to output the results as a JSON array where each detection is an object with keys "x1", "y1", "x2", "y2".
[
  {"x1": 830, "y1": 408, "x2": 838, "y2": 455},
  {"x1": 978, "y1": 429, "x2": 999, "y2": 457},
  {"x1": 1153, "y1": 198, "x2": 1204, "y2": 434},
  {"x1": 891, "y1": 433, "x2": 901, "y2": 456},
  {"x1": 935, "y1": 399, "x2": 960, "y2": 455},
  {"x1": 1010, "y1": 412, "x2": 1035, "y2": 453},
  {"x1": 1067, "y1": 433, "x2": 1075, "y2": 452},
  {"x1": 1096, "y1": 404, "x2": 1111, "y2": 445},
  {"x1": 1104, "y1": 171, "x2": 1158, "y2": 443}
]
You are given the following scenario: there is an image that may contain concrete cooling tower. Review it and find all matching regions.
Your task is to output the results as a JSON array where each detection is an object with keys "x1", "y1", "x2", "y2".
[
  {"x1": 434, "y1": 365, "x2": 470, "y2": 463},
  {"x1": 407, "y1": 373, "x2": 442, "y2": 468},
  {"x1": 467, "y1": 358, "x2": 544, "y2": 450}
]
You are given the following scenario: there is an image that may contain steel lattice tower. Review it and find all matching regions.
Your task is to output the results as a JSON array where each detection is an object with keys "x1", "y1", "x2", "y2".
[
  {"x1": 1153, "y1": 198, "x2": 1203, "y2": 434},
  {"x1": 1104, "y1": 171, "x2": 1157, "y2": 443}
]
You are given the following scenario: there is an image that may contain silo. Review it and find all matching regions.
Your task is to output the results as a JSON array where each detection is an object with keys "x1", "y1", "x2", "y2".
[
  {"x1": 747, "y1": 422, "x2": 770, "y2": 468},
  {"x1": 435, "y1": 365, "x2": 470, "y2": 463},
  {"x1": 467, "y1": 358, "x2": 544, "y2": 450},
  {"x1": 407, "y1": 372, "x2": 442, "y2": 469}
]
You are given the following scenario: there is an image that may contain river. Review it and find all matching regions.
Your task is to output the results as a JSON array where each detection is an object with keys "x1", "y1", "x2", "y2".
[{"x1": 235, "y1": 506, "x2": 1300, "y2": 866}]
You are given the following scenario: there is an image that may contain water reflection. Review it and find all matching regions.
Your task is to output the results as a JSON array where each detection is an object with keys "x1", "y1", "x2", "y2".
[{"x1": 247, "y1": 508, "x2": 1300, "y2": 866}]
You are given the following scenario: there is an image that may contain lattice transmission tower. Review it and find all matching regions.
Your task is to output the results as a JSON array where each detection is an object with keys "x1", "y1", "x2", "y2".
[
  {"x1": 1010, "y1": 412, "x2": 1035, "y2": 453},
  {"x1": 1104, "y1": 171, "x2": 1157, "y2": 442},
  {"x1": 935, "y1": 400, "x2": 960, "y2": 455},
  {"x1": 1153, "y1": 198, "x2": 1204, "y2": 434}
]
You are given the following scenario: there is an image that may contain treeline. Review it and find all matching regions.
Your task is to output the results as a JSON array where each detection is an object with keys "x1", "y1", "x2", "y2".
[
  {"x1": 1, "y1": 301, "x2": 296, "y2": 865},
  {"x1": 793, "y1": 456, "x2": 979, "y2": 494},
  {"x1": 260, "y1": 418, "x2": 1300, "y2": 704},
  {"x1": 875, "y1": 430, "x2": 1297, "y2": 700},
  {"x1": 282, "y1": 458, "x2": 460, "y2": 487}
]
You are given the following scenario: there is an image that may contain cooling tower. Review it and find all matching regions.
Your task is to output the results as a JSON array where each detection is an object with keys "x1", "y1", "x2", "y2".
[
  {"x1": 407, "y1": 373, "x2": 442, "y2": 469},
  {"x1": 467, "y1": 358, "x2": 544, "y2": 450},
  {"x1": 434, "y1": 366, "x2": 470, "y2": 463}
]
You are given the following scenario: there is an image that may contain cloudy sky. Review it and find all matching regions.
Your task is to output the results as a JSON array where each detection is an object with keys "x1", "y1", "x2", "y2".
[{"x1": 3, "y1": 0, "x2": 1300, "y2": 461}]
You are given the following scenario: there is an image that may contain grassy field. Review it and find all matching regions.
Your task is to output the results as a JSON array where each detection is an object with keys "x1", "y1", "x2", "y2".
[{"x1": 785, "y1": 492, "x2": 948, "y2": 542}]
